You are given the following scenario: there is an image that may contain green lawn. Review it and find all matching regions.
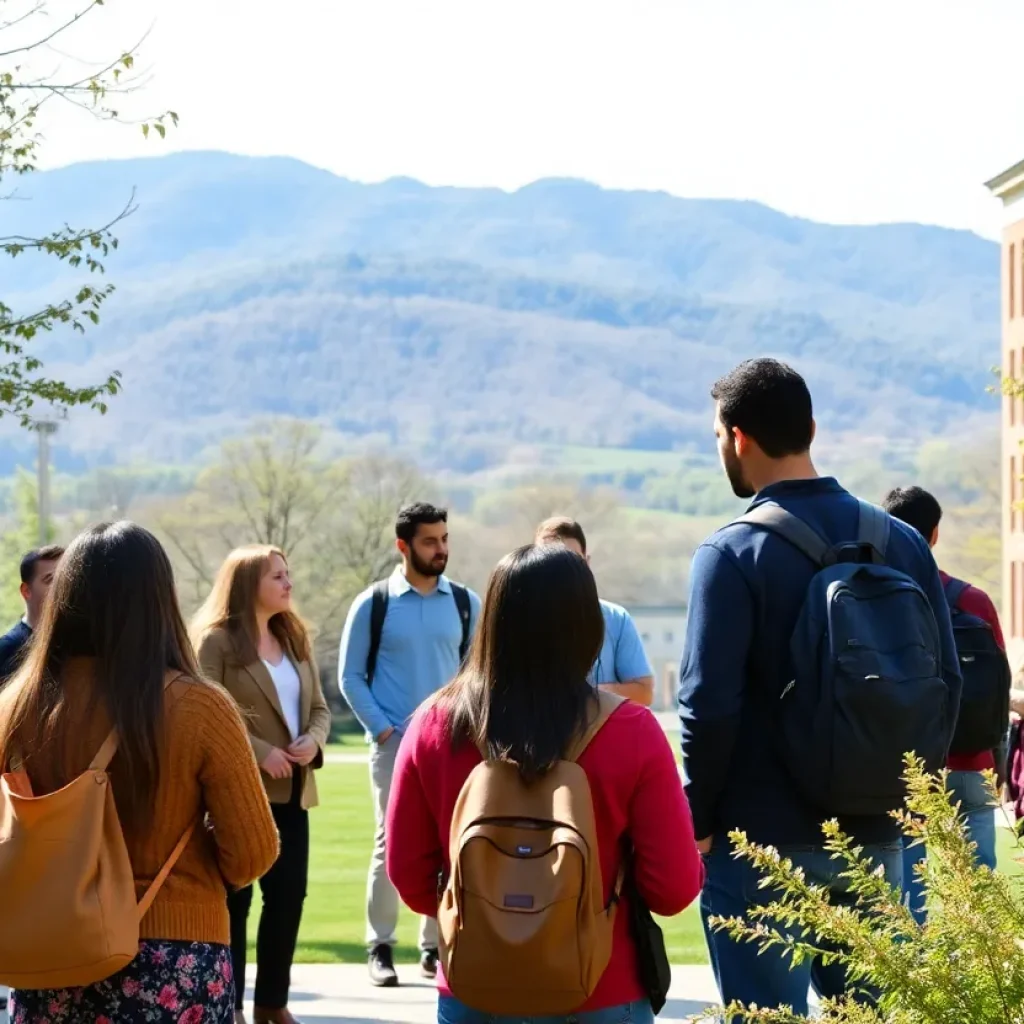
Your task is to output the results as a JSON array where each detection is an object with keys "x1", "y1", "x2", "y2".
[
  {"x1": 246, "y1": 763, "x2": 1023, "y2": 965},
  {"x1": 326, "y1": 731, "x2": 369, "y2": 751}
]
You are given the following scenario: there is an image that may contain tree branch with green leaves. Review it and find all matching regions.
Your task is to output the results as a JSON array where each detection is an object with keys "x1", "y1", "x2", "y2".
[
  {"x1": 1, "y1": 0, "x2": 176, "y2": 425},
  {"x1": 703, "y1": 758, "x2": 1024, "y2": 1023}
]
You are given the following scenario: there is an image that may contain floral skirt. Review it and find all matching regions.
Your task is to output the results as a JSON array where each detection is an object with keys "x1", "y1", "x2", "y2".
[{"x1": 10, "y1": 940, "x2": 235, "y2": 1024}]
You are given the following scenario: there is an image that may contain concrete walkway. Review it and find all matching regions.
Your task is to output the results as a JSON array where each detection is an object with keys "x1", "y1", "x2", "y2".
[{"x1": 240, "y1": 965, "x2": 729, "y2": 1023}]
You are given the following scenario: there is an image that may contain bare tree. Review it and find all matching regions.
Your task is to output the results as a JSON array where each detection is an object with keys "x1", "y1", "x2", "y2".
[
  {"x1": 158, "y1": 419, "x2": 346, "y2": 593},
  {"x1": 153, "y1": 423, "x2": 431, "y2": 673}
]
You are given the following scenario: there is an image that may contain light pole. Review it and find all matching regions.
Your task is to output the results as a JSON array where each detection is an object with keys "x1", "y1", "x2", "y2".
[{"x1": 34, "y1": 420, "x2": 58, "y2": 546}]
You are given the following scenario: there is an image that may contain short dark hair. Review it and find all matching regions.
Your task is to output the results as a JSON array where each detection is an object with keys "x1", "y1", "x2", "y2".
[
  {"x1": 535, "y1": 516, "x2": 587, "y2": 555},
  {"x1": 710, "y1": 358, "x2": 814, "y2": 458},
  {"x1": 395, "y1": 502, "x2": 448, "y2": 544},
  {"x1": 882, "y1": 486, "x2": 943, "y2": 541},
  {"x1": 20, "y1": 545, "x2": 65, "y2": 585}
]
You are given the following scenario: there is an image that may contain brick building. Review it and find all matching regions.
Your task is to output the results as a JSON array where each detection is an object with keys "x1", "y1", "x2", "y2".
[{"x1": 986, "y1": 158, "x2": 1024, "y2": 669}]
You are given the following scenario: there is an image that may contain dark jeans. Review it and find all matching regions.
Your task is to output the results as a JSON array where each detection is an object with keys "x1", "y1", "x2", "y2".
[
  {"x1": 229, "y1": 776, "x2": 309, "y2": 1011},
  {"x1": 700, "y1": 836, "x2": 903, "y2": 1017},
  {"x1": 902, "y1": 769, "x2": 998, "y2": 924},
  {"x1": 437, "y1": 998, "x2": 654, "y2": 1023}
]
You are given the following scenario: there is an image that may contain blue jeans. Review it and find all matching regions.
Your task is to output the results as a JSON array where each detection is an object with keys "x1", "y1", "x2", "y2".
[
  {"x1": 902, "y1": 769, "x2": 997, "y2": 924},
  {"x1": 700, "y1": 837, "x2": 903, "y2": 1017},
  {"x1": 437, "y1": 997, "x2": 654, "y2": 1024}
]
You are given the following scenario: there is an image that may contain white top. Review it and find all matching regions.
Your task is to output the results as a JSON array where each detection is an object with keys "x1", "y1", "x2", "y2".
[{"x1": 262, "y1": 655, "x2": 302, "y2": 740}]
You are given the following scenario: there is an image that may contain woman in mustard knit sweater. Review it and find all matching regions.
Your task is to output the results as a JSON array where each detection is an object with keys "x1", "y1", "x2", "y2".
[{"x1": 0, "y1": 523, "x2": 280, "y2": 1024}]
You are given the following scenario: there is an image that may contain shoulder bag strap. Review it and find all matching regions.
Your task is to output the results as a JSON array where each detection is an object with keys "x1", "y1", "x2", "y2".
[
  {"x1": 366, "y1": 579, "x2": 390, "y2": 685},
  {"x1": 450, "y1": 583, "x2": 472, "y2": 663},
  {"x1": 567, "y1": 690, "x2": 626, "y2": 763},
  {"x1": 856, "y1": 499, "x2": 891, "y2": 564},
  {"x1": 944, "y1": 577, "x2": 969, "y2": 610},
  {"x1": 137, "y1": 822, "x2": 197, "y2": 919},
  {"x1": 734, "y1": 501, "x2": 831, "y2": 567}
]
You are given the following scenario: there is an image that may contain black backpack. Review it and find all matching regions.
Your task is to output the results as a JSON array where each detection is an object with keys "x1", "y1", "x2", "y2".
[
  {"x1": 365, "y1": 579, "x2": 472, "y2": 683},
  {"x1": 737, "y1": 499, "x2": 949, "y2": 816},
  {"x1": 943, "y1": 577, "x2": 1011, "y2": 757}
]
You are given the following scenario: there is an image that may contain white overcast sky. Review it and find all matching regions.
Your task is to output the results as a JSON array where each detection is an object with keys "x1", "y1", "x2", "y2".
[{"x1": 26, "y1": 0, "x2": 1024, "y2": 238}]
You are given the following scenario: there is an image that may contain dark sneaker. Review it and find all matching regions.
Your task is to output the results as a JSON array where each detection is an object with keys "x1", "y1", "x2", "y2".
[
  {"x1": 368, "y1": 943, "x2": 399, "y2": 987},
  {"x1": 420, "y1": 947, "x2": 439, "y2": 979}
]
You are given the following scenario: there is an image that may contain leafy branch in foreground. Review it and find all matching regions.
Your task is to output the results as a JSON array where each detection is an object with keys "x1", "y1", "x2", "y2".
[
  {"x1": 1, "y1": 0, "x2": 177, "y2": 424},
  {"x1": 705, "y1": 758, "x2": 1024, "y2": 1023}
]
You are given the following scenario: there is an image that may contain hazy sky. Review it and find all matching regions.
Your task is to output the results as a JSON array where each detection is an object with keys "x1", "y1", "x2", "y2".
[{"x1": 27, "y1": 0, "x2": 1024, "y2": 238}]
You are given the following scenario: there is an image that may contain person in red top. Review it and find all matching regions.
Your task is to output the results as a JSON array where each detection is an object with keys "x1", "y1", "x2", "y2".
[
  {"x1": 386, "y1": 543, "x2": 703, "y2": 1024},
  {"x1": 883, "y1": 486, "x2": 1011, "y2": 920}
]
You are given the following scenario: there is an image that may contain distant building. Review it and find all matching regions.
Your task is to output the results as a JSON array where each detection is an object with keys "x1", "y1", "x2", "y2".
[
  {"x1": 986, "y1": 158, "x2": 1024, "y2": 669},
  {"x1": 625, "y1": 604, "x2": 687, "y2": 710}
]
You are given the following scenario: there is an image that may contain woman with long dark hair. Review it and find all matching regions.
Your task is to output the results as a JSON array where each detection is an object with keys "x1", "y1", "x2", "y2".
[
  {"x1": 0, "y1": 522, "x2": 279, "y2": 1024},
  {"x1": 193, "y1": 545, "x2": 331, "y2": 1024},
  {"x1": 386, "y1": 544, "x2": 704, "y2": 1024}
]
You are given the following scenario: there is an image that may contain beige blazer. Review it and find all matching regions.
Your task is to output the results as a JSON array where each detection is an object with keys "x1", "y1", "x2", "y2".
[{"x1": 197, "y1": 627, "x2": 331, "y2": 809}]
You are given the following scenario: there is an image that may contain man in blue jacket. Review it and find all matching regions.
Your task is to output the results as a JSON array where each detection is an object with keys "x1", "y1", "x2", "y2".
[{"x1": 679, "y1": 358, "x2": 960, "y2": 1015}]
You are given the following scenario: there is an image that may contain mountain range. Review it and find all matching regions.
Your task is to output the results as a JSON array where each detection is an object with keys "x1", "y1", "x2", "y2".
[{"x1": 2, "y1": 151, "x2": 1001, "y2": 476}]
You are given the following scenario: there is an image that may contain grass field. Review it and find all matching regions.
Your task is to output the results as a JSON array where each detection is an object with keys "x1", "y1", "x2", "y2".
[{"x1": 248, "y1": 762, "x2": 1023, "y2": 966}]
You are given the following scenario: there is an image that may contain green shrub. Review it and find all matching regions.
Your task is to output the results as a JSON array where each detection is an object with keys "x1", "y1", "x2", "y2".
[{"x1": 707, "y1": 758, "x2": 1024, "y2": 1023}]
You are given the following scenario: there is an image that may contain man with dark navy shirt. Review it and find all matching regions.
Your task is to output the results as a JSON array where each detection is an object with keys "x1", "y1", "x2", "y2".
[
  {"x1": 0, "y1": 545, "x2": 63, "y2": 683},
  {"x1": 679, "y1": 359, "x2": 960, "y2": 1015}
]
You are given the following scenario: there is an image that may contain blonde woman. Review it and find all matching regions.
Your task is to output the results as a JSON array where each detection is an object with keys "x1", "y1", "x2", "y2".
[{"x1": 193, "y1": 546, "x2": 331, "y2": 1024}]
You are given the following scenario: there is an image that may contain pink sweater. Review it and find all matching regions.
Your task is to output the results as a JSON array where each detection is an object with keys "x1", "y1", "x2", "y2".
[{"x1": 386, "y1": 699, "x2": 704, "y2": 1012}]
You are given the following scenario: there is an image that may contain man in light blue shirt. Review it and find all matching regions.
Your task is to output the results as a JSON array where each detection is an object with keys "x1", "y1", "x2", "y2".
[
  {"x1": 535, "y1": 517, "x2": 654, "y2": 706},
  {"x1": 339, "y1": 502, "x2": 480, "y2": 989}
]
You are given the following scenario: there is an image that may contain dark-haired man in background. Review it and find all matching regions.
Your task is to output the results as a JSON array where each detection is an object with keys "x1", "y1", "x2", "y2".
[
  {"x1": 679, "y1": 359, "x2": 959, "y2": 1014},
  {"x1": 0, "y1": 545, "x2": 64, "y2": 683},
  {"x1": 339, "y1": 503, "x2": 480, "y2": 989},
  {"x1": 882, "y1": 485, "x2": 1010, "y2": 921}
]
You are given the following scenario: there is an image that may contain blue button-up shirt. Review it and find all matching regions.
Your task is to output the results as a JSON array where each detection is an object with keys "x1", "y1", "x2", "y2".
[
  {"x1": 339, "y1": 568, "x2": 482, "y2": 738},
  {"x1": 589, "y1": 600, "x2": 652, "y2": 685}
]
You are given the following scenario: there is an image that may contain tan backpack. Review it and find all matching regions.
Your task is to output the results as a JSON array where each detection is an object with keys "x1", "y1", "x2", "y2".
[
  {"x1": 438, "y1": 690, "x2": 626, "y2": 1016},
  {"x1": 0, "y1": 677, "x2": 195, "y2": 990}
]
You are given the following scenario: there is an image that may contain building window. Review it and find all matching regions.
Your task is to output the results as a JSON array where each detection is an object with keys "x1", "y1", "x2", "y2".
[
  {"x1": 1014, "y1": 562, "x2": 1020, "y2": 638},
  {"x1": 1012, "y1": 350, "x2": 1018, "y2": 426},
  {"x1": 1012, "y1": 243, "x2": 1017, "y2": 319},
  {"x1": 1012, "y1": 456, "x2": 1018, "y2": 533},
  {"x1": 1014, "y1": 562, "x2": 1024, "y2": 640}
]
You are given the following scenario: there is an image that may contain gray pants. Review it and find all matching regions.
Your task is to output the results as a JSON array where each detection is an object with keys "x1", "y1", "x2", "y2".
[{"x1": 367, "y1": 731, "x2": 438, "y2": 951}]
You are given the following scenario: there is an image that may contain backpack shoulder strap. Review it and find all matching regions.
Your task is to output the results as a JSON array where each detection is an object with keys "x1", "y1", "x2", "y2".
[
  {"x1": 89, "y1": 672, "x2": 198, "y2": 918},
  {"x1": 366, "y1": 579, "x2": 390, "y2": 685},
  {"x1": 90, "y1": 731, "x2": 119, "y2": 773},
  {"x1": 856, "y1": 500, "x2": 891, "y2": 564},
  {"x1": 734, "y1": 501, "x2": 831, "y2": 567},
  {"x1": 944, "y1": 576, "x2": 970, "y2": 610},
  {"x1": 137, "y1": 822, "x2": 196, "y2": 919},
  {"x1": 450, "y1": 583, "x2": 472, "y2": 662},
  {"x1": 567, "y1": 690, "x2": 626, "y2": 763}
]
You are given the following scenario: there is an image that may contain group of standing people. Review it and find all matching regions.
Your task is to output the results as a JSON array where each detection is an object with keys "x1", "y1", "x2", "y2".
[
  {"x1": 341, "y1": 359, "x2": 1024, "y2": 1023},
  {"x1": 0, "y1": 534, "x2": 330, "y2": 1024},
  {"x1": 0, "y1": 357, "x2": 1022, "y2": 1024}
]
